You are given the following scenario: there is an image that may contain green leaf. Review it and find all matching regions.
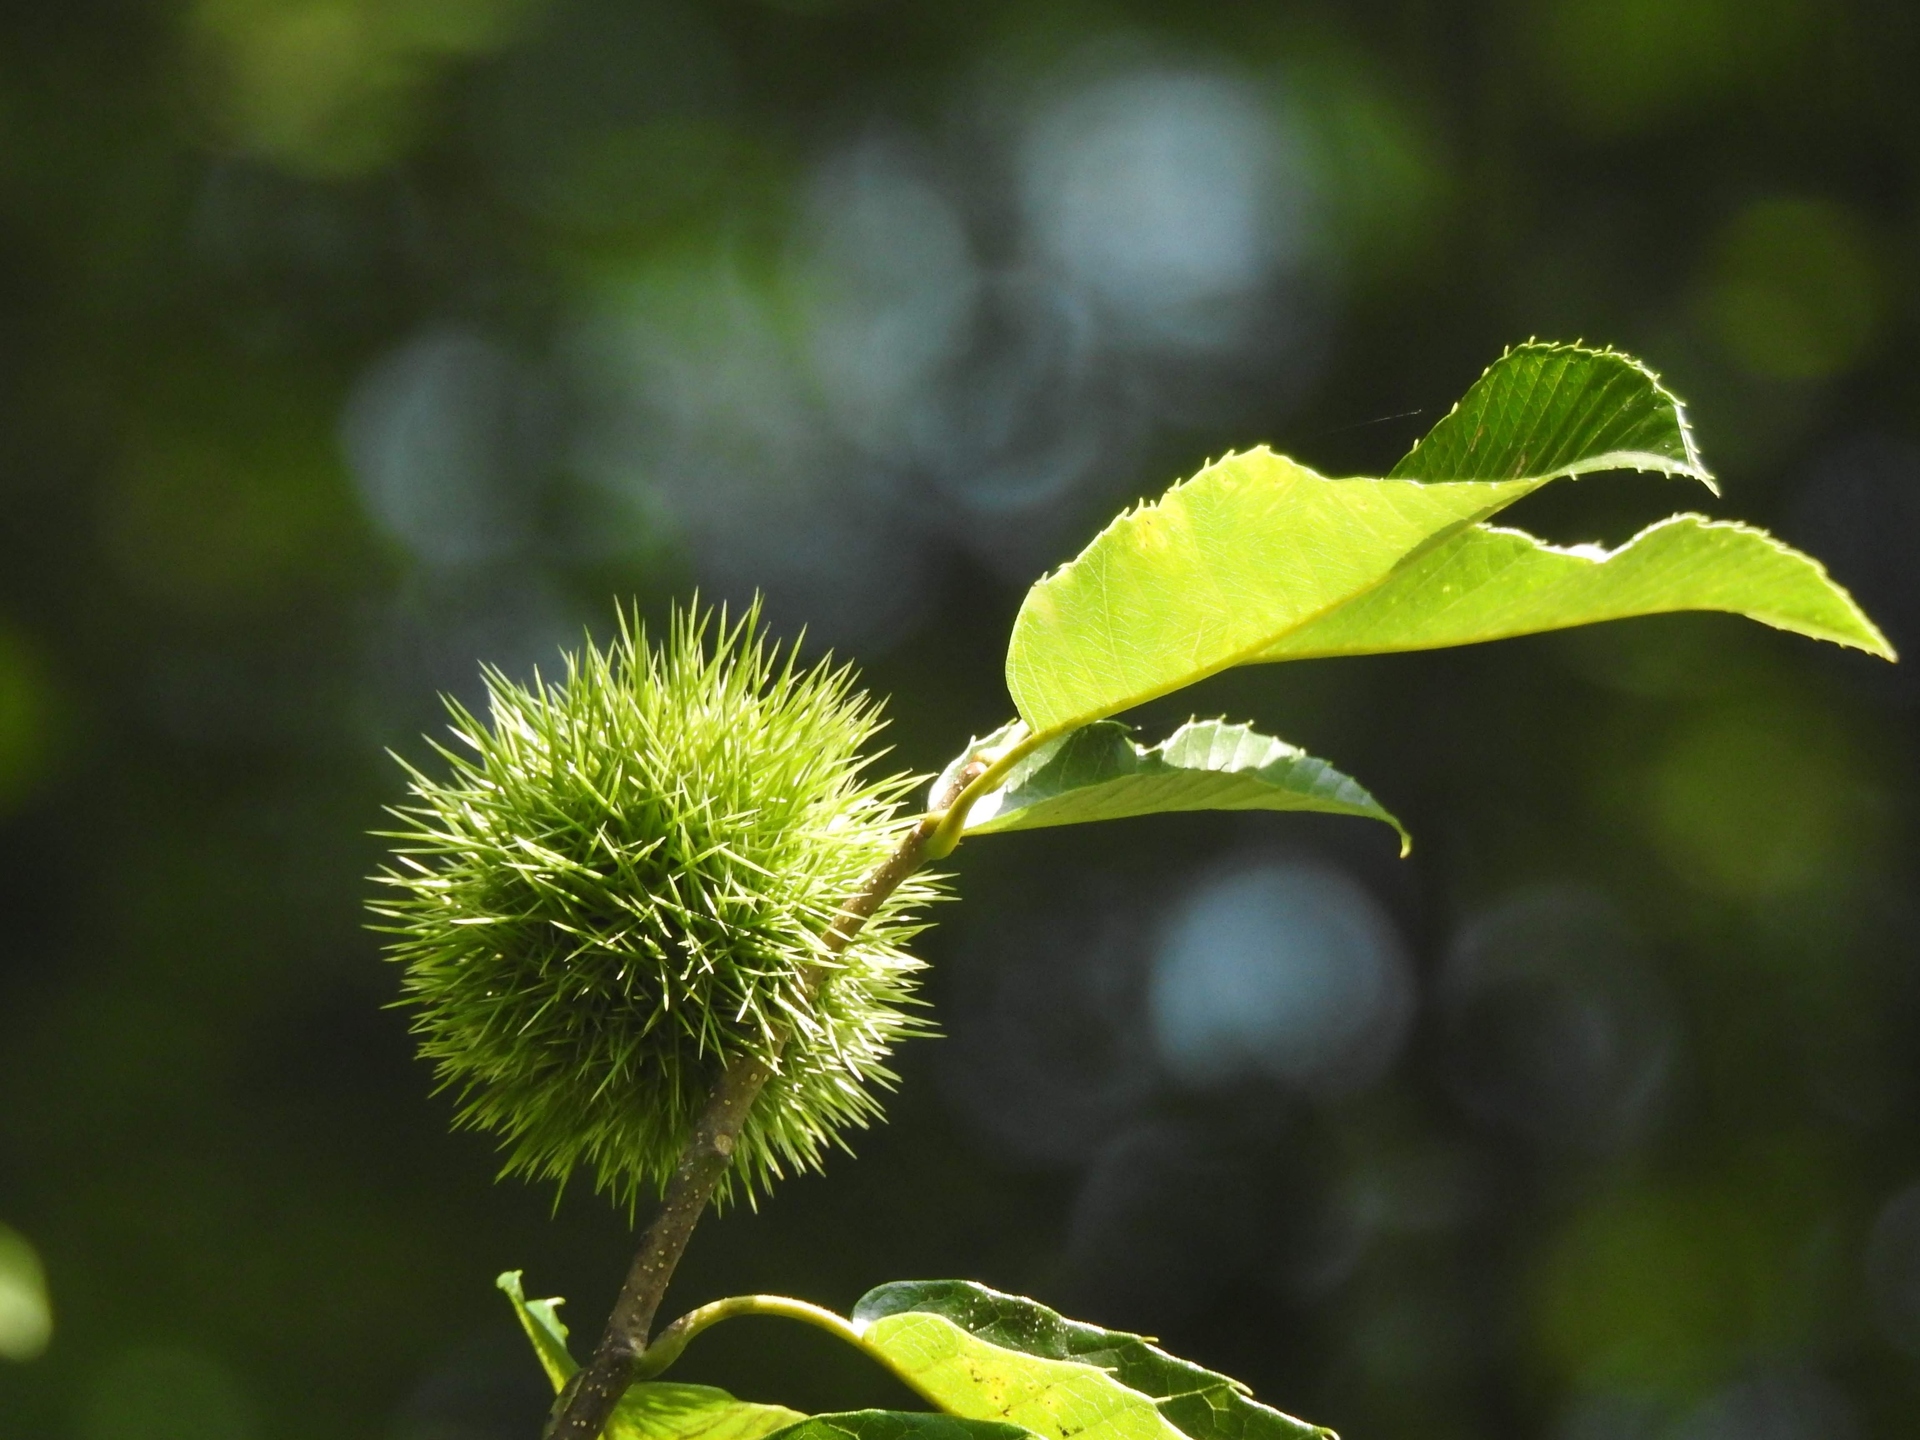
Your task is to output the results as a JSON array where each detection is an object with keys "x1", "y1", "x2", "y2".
[
  {"x1": 1255, "y1": 516, "x2": 1894, "y2": 662},
  {"x1": 1006, "y1": 452, "x2": 1540, "y2": 734},
  {"x1": 616, "y1": 1386, "x2": 809, "y2": 1440},
  {"x1": 499, "y1": 1270, "x2": 577, "y2": 1390},
  {"x1": 960, "y1": 719, "x2": 1406, "y2": 854},
  {"x1": 1388, "y1": 341, "x2": 1712, "y2": 487},
  {"x1": 1006, "y1": 345, "x2": 1709, "y2": 736},
  {"x1": 851, "y1": 1281, "x2": 1334, "y2": 1440},
  {"x1": 497, "y1": 1273, "x2": 806, "y2": 1440},
  {"x1": 768, "y1": 1412, "x2": 1034, "y2": 1440}
]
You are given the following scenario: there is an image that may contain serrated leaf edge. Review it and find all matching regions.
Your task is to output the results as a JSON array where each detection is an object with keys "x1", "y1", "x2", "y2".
[
  {"x1": 1389, "y1": 339, "x2": 1716, "y2": 493},
  {"x1": 962, "y1": 718, "x2": 1410, "y2": 855}
]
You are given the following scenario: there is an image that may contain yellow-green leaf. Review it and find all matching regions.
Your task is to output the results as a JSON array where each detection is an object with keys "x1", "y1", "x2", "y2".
[
  {"x1": 1006, "y1": 450, "x2": 1544, "y2": 735},
  {"x1": 768, "y1": 1413, "x2": 1034, "y2": 1440},
  {"x1": 1002, "y1": 343, "x2": 1891, "y2": 738},
  {"x1": 851, "y1": 1282, "x2": 1332, "y2": 1440},
  {"x1": 1256, "y1": 516, "x2": 1894, "y2": 662},
  {"x1": 614, "y1": 1386, "x2": 809, "y2": 1440}
]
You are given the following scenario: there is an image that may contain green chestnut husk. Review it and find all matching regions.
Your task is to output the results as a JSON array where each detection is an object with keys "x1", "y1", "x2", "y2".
[{"x1": 372, "y1": 605, "x2": 941, "y2": 1212}]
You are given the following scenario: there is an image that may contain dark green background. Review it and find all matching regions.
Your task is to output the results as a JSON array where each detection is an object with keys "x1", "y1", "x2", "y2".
[{"x1": 3, "y1": 1, "x2": 1919, "y2": 1437}]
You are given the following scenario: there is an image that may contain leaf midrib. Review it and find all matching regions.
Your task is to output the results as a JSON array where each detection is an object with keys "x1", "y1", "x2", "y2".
[{"x1": 1014, "y1": 476, "x2": 1543, "y2": 737}]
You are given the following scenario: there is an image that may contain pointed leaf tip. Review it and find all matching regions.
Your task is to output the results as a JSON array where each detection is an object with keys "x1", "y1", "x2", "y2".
[
  {"x1": 1256, "y1": 515, "x2": 1897, "y2": 665},
  {"x1": 497, "y1": 1270, "x2": 578, "y2": 1390},
  {"x1": 1003, "y1": 344, "x2": 1892, "y2": 733}
]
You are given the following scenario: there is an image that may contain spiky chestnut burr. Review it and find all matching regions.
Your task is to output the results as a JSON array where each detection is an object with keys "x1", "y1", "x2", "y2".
[{"x1": 371, "y1": 605, "x2": 942, "y2": 1211}]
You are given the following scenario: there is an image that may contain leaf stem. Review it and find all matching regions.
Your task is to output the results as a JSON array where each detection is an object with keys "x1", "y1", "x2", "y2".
[
  {"x1": 634, "y1": 1294, "x2": 864, "y2": 1376},
  {"x1": 924, "y1": 724, "x2": 1046, "y2": 859},
  {"x1": 631, "y1": 1293, "x2": 945, "y2": 1409},
  {"x1": 542, "y1": 812, "x2": 942, "y2": 1440}
]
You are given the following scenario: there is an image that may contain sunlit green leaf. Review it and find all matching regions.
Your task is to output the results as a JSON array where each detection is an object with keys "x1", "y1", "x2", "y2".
[
  {"x1": 1256, "y1": 516, "x2": 1893, "y2": 662},
  {"x1": 1006, "y1": 344, "x2": 1709, "y2": 736},
  {"x1": 1387, "y1": 342, "x2": 1711, "y2": 486},
  {"x1": 498, "y1": 1272, "x2": 807, "y2": 1440},
  {"x1": 959, "y1": 719, "x2": 1406, "y2": 853},
  {"x1": 852, "y1": 1281, "x2": 1333, "y2": 1440},
  {"x1": 613, "y1": 1385, "x2": 809, "y2": 1440},
  {"x1": 768, "y1": 1412, "x2": 1034, "y2": 1440},
  {"x1": 1006, "y1": 452, "x2": 1542, "y2": 734}
]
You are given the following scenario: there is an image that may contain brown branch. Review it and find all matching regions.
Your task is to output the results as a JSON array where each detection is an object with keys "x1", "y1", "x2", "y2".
[{"x1": 542, "y1": 814, "x2": 941, "y2": 1440}]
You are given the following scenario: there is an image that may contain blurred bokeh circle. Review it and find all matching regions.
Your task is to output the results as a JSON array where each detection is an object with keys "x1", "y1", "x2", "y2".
[
  {"x1": 1440, "y1": 885, "x2": 1676, "y2": 1150},
  {"x1": 1149, "y1": 857, "x2": 1414, "y2": 1097}
]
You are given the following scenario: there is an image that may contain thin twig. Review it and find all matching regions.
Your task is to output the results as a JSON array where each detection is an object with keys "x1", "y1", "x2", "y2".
[{"x1": 542, "y1": 814, "x2": 941, "y2": 1440}]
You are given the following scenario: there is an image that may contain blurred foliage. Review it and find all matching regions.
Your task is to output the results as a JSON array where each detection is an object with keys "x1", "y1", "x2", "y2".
[
  {"x1": 188, "y1": 0, "x2": 548, "y2": 176},
  {"x1": 0, "y1": 1224, "x2": 52, "y2": 1362},
  {"x1": 1, "y1": 2, "x2": 1918, "y2": 1439},
  {"x1": 1527, "y1": 0, "x2": 1820, "y2": 138}
]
